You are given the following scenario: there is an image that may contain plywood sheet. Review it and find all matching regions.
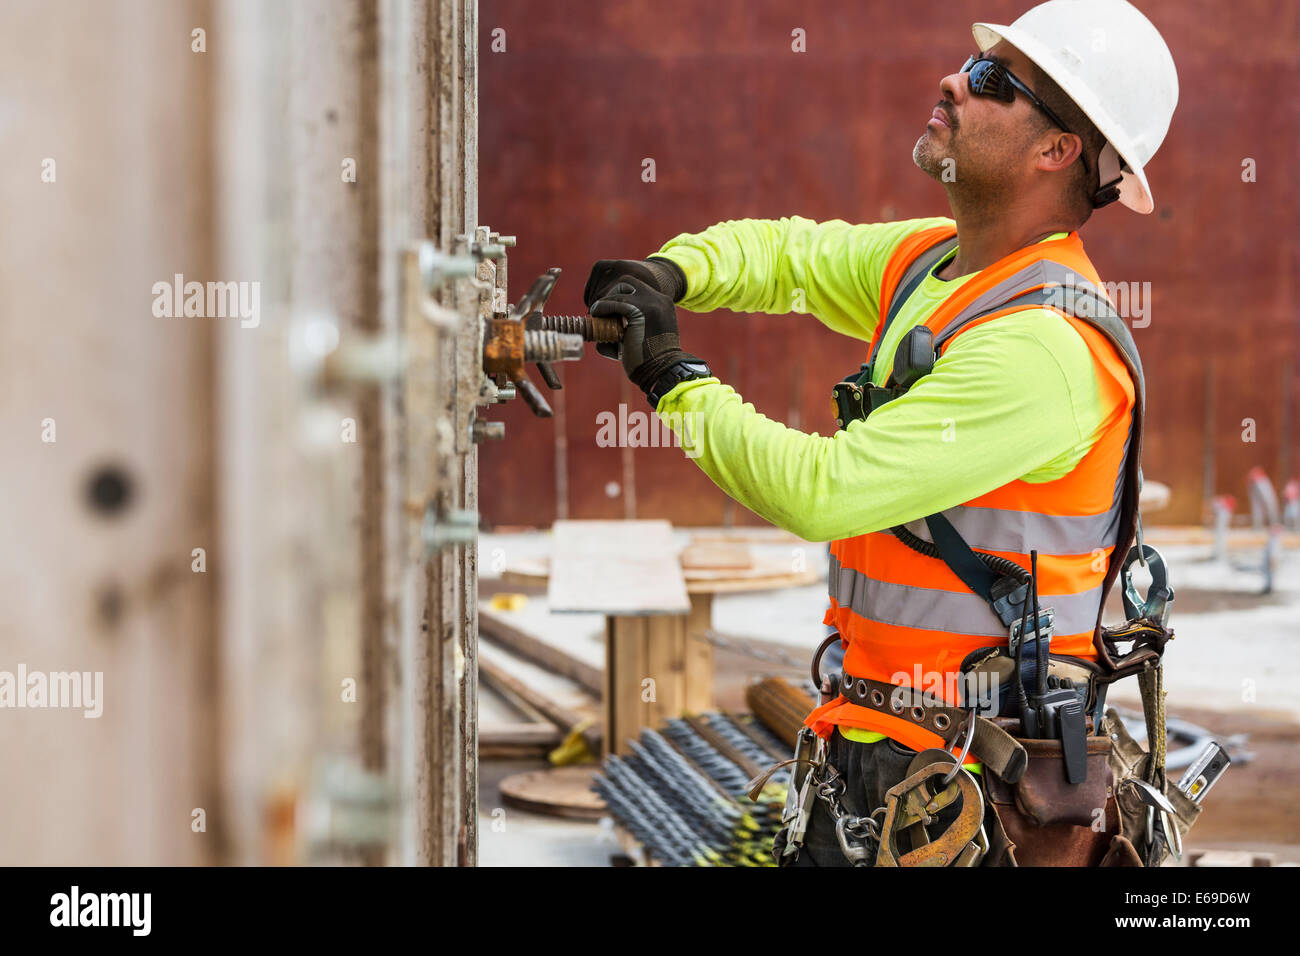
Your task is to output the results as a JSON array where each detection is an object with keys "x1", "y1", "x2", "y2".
[{"x1": 548, "y1": 520, "x2": 689, "y2": 615}]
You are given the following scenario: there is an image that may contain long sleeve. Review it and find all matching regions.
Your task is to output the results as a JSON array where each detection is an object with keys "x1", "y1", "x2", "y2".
[
  {"x1": 650, "y1": 216, "x2": 953, "y2": 341},
  {"x1": 654, "y1": 309, "x2": 1113, "y2": 543}
]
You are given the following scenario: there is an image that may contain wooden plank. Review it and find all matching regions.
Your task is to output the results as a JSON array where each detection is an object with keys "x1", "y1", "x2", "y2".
[
  {"x1": 479, "y1": 658, "x2": 583, "y2": 733},
  {"x1": 479, "y1": 607, "x2": 603, "y2": 695},
  {"x1": 548, "y1": 520, "x2": 689, "y2": 614},
  {"x1": 479, "y1": 723, "x2": 564, "y2": 746},
  {"x1": 505, "y1": 551, "x2": 822, "y2": 593},
  {"x1": 607, "y1": 615, "x2": 653, "y2": 755},
  {"x1": 604, "y1": 617, "x2": 616, "y2": 757},
  {"x1": 478, "y1": 723, "x2": 563, "y2": 759}
]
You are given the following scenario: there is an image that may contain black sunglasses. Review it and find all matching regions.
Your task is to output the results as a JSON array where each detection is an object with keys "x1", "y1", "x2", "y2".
[{"x1": 960, "y1": 54, "x2": 1089, "y2": 174}]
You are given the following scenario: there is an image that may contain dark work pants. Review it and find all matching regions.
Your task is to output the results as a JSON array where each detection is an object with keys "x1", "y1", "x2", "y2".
[{"x1": 776, "y1": 731, "x2": 962, "y2": 867}]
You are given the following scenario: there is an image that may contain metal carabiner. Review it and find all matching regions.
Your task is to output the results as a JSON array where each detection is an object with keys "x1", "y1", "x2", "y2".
[{"x1": 1121, "y1": 544, "x2": 1174, "y2": 626}]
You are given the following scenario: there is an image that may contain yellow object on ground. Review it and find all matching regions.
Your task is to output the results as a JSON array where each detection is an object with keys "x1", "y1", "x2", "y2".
[
  {"x1": 488, "y1": 592, "x2": 528, "y2": 612},
  {"x1": 548, "y1": 719, "x2": 597, "y2": 766}
]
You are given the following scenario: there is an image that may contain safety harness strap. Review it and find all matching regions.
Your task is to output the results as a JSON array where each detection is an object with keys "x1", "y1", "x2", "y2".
[
  {"x1": 884, "y1": 281, "x2": 1146, "y2": 639},
  {"x1": 867, "y1": 235, "x2": 959, "y2": 372},
  {"x1": 933, "y1": 283, "x2": 1148, "y2": 640},
  {"x1": 923, "y1": 513, "x2": 1005, "y2": 617}
]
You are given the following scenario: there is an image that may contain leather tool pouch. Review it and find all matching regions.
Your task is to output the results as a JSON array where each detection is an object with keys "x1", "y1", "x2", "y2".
[
  {"x1": 982, "y1": 718, "x2": 1118, "y2": 866},
  {"x1": 985, "y1": 718, "x2": 1112, "y2": 826}
]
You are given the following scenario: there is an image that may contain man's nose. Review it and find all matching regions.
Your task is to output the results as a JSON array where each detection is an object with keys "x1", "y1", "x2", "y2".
[{"x1": 939, "y1": 71, "x2": 967, "y2": 106}]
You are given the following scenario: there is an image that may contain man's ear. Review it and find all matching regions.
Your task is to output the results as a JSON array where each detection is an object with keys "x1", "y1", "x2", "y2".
[{"x1": 1037, "y1": 130, "x2": 1084, "y2": 173}]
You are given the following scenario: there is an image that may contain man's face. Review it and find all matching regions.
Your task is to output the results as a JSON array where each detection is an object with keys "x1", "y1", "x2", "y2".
[{"x1": 913, "y1": 41, "x2": 1046, "y2": 192}]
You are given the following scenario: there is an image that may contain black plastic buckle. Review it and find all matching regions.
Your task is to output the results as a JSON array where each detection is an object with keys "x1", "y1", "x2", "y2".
[
  {"x1": 831, "y1": 379, "x2": 908, "y2": 431},
  {"x1": 831, "y1": 378, "x2": 867, "y2": 431}
]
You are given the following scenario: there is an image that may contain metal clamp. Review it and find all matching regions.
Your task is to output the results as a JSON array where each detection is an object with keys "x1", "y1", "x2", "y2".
[
  {"x1": 875, "y1": 761, "x2": 985, "y2": 867},
  {"x1": 1121, "y1": 544, "x2": 1174, "y2": 626},
  {"x1": 1008, "y1": 606, "x2": 1055, "y2": 656}
]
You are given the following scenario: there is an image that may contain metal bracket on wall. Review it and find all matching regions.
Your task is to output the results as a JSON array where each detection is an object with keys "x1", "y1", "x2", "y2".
[
  {"x1": 302, "y1": 758, "x2": 397, "y2": 861},
  {"x1": 423, "y1": 503, "x2": 479, "y2": 553}
]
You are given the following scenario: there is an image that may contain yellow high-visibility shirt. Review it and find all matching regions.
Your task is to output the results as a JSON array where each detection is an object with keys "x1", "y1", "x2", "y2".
[{"x1": 649, "y1": 216, "x2": 1110, "y2": 753}]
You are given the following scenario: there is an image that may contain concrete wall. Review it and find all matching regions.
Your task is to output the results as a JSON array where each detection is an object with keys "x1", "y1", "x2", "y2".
[{"x1": 0, "y1": 0, "x2": 218, "y2": 865}]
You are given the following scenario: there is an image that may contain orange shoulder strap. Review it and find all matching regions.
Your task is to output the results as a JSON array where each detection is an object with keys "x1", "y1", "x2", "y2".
[{"x1": 878, "y1": 225, "x2": 959, "y2": 321}]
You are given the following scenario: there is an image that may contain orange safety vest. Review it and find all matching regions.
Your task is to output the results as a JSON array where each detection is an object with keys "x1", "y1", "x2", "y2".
[{"x1": 806, "y1": 225, "x2": 1146, "y2": 755}]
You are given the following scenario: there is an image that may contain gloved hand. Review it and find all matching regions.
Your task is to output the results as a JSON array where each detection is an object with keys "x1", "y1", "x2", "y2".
[
  {"x1": 589, "y1": 276, "x2": 705, "y2": 400},
  {"x1": 583, "y1": 257, "x2": 686, "y2": 310}
]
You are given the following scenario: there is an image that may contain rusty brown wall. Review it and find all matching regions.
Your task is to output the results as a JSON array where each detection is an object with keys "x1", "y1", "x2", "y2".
[{"x1": 478, "y1": 0, "x2": 1300, "y2": 529}]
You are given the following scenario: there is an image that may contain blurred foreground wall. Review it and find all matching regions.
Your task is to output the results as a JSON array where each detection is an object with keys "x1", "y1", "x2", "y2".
[{"x1": 1, "y1": 0, "x2": 482, "y2": 865}]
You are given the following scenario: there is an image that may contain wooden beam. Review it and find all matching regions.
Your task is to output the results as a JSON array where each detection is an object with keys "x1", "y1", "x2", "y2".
[
  {"x1": 479, "y1": 608, "x2": 603, "y2": 695},
  {"x1": 478, "y1": 657, "x2": 602, "y2": 753},
  {"x1": 478, "y1": 723, "x2": 563, "y2": 760}
]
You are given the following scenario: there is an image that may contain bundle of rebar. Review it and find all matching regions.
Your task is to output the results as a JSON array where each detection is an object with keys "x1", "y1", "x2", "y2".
[{"x1": 592, "y1": 711, "x2": 793, "y2": 867}]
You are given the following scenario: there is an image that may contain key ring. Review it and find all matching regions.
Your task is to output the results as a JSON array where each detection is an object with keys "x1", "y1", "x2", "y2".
[{"x1": 941, "y1": 707, "x2": 978, "y2": 785}]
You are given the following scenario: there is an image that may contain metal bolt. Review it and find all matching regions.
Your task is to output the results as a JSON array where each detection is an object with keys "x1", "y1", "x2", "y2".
[
  {"x1": 416, "y1": 242, "x2": 477, "y2": 288},
  {"x1": 422, "y1": 505, "x2": 478, "y2": 552},
  {"x1": 471, "y1": 420, "x2": 505, "y2": 443}
]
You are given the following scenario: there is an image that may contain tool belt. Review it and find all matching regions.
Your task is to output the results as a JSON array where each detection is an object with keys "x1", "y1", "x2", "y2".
[{"x1": 763, "y1": 552, "x2": 1198, "y2": 867}]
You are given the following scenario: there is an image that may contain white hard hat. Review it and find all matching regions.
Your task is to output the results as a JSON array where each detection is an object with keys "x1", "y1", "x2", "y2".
[{"x1": 973, "y1": 0, "x2": 1178, "y2": 214}]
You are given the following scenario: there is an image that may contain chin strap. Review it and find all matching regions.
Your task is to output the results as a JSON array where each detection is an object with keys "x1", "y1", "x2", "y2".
[{"x1": 1092, "y1": 142, "x2": 1127, "y2": 209}]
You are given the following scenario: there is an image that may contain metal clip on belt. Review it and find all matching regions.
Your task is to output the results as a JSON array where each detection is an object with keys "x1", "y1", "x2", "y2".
[
  {"x1": 1121, "y1": 544, "x2": 1174, "y2": 627},
  {"x1": 876, "y1": 757, "x2": 986, "y2": 867}
]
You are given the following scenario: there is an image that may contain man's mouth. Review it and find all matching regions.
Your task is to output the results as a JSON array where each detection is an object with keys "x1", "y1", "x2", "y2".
[{"x1": 928, "y1": 106, "x2": 953, "y2": 130}]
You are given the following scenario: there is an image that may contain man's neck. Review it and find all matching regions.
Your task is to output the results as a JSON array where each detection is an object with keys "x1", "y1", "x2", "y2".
[{"x1": 937, "y1": 190, "x2": 1078, "y2": 280}]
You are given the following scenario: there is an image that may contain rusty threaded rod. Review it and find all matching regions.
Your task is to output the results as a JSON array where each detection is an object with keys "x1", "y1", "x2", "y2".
[
  {"x1": 523, "y1": 329, "x2": 585, "y2": 363},
  {"x1": 532, "y1": 313, "x2": 624, "y2": 343}
]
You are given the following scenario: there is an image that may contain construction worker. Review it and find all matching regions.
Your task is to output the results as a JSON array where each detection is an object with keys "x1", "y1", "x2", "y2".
[{"x1": 586, "y1": 0, "x2": 1178, "y2": 866}]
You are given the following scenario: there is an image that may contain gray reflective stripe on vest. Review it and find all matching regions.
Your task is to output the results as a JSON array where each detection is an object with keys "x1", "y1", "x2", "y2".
[
  {"x1": 866, "y1": 234, "x2": 959, "y2": 370},
  {"x1": 898, "y1": 502, "x2": 1122, "y2": 556},
  {"x1": 828, "y1": 553, "x2": 1103, "y2": 637},
  {"x1": 931, "y1": 261, "x2": 1098, "y2": 346},
  {"x1": 932, "y1": 262, "x2": 1147, "y2": 407}
]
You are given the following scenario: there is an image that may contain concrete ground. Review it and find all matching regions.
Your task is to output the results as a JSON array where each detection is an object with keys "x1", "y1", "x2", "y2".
[{"x1": 475, "y1": 526, "x2": 1300, "y2": 866}]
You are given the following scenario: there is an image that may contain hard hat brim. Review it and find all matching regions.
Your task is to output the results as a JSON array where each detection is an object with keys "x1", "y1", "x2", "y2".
[{"x1": 972, "y1": 21, "x2": 1155, "y2": 214}]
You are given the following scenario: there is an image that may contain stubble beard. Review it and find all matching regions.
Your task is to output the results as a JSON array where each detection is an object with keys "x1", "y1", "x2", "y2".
[{"x1": 913, "y1": 127, "x2": 949, "y2": 180}]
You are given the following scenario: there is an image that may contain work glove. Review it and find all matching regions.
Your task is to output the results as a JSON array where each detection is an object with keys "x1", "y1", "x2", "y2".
[
  {"x1": 589, "y1": 276, "x2": 707, "y2": 402},
  {"x1": 583, "y1": 257, "x2": 686, "y2": 311},
  {"x1": 586, "y1": 259, "x2": 686, "y2": 362}
]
